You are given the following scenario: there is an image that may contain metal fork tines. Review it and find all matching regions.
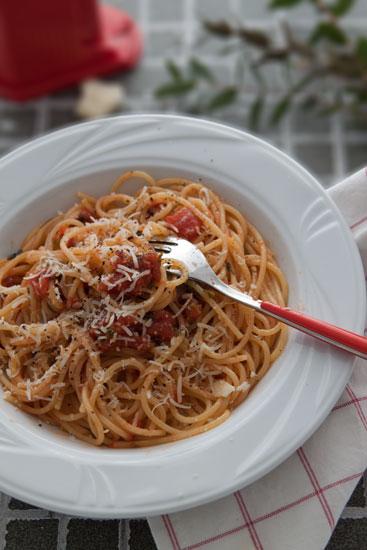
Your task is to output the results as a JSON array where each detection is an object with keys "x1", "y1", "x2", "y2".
[
  {"x1": 149, "y1": 236, "x2": 367, "y2": 360},
  {"x1": 149, "y1": 238, "x2": 177, "y2": 254}
]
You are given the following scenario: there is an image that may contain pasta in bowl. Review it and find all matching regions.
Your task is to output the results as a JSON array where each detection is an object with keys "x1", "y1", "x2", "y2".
[{"x1": 0, "y1": 170, "x2": 287, "y2": 447}]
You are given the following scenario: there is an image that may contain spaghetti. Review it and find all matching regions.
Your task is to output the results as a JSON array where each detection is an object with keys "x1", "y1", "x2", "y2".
[{"x1": 0, "y1": 171, "x2": 288, "y2": 447}]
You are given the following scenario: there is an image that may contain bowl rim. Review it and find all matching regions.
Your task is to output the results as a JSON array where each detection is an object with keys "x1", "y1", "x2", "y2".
[{"x1": 0, "y1": 113, "x2": 364, "y2": 517}]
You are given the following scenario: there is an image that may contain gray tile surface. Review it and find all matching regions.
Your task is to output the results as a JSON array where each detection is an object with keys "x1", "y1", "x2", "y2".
[
  {"x1": 147, "y1": 29, "x2": 183, "y2": 58},
  {"x1": 292, "y1": 108, "x2": 331, "y2": 135},
  {"x1": 5, "y1": 520, "x2": 59, "y2": 550},
  {"x1": 147, "y1": 0, "x2": 184, "y2": 22},
  {"x1": 348, "y1": 479, "x2": 366, "y2": 508},
  {"x1": 0, "y1": 107, "x2": 36, "y2": 138},
  {"x1": 346, "y1": 144, "x2": 367, "y2": 173},
  {"x1": 48, "y1": 108, "x2": 80, "y2": 130},
  {"x1": 0, "y1": 0, "x2": 366, "y2": 549},
  {"x1": 121, "y1": 63, "x2": 168, "y2": 96},
  {"x1": 66, "y1": 519, "x2": 120, "y2": 550},
  {"x1": 326, "y1": 519, "x2": 367, "y2": 550},
  {"x1": 129, "y1": 520, "x2": 157, "y2": 550},
  {"x1": 8, "y1": 499, "x2": 38, "y2": 511},
  {"x1": 295, "y1": 142, "x2": 333, "y2": 177}
]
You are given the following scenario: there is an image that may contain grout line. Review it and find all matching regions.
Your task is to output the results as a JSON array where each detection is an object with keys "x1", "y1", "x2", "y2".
[
  {"x1": 124, "y1": 519, "x2": 131, "y2": 550},
  {"x1": 331, "y1": 113, "x2": 347, "y2": 181},
  {"x1": 341, "y1": 507, "x2": 367, "y2": 519},
  {"x1": 281, "y1": 110, "x2": 294, "y2": 157},
  {"x1": 0, "y1": 495, "x2": 10, "y2": 550},
  {"x1": 146, "y1": 19, "x2": 367, "y2": 30},
  {"x1": 230, "y1": 0, "x2": 240, "y2": 13},
  {"x1": 0, "y1": 520, "x2": 6, "y2": 550},
  {"x1": 56, "y1": 516, "x2": 69, "y2": 550},
  {"x1": 146, "y1": 22, "x2": 184, "y2": 31},
  {"x1": 183, "y1": 0, "x2": 195, "y2": 62},
  {"x1": 139, "y1": 0, "x2": 149, "y2": 31},
  {"x1": 118, "y1": 519, "x2": 123, "y2": 550},
  {"x1": 284, "y1": 133, "x2": 367, "y2": 145},
  {"x1": 4, "y1": 509, "x2": 52, "y2": 520},
  {"x1": 363, "y1": 471, "x2": 367, "y2": 501},
  {"x1": 118, "y1": 519, "x2": 127, "y2": 550},
  {"x1": 33, "y1": 98, "x2": 50, "y2": 136}
]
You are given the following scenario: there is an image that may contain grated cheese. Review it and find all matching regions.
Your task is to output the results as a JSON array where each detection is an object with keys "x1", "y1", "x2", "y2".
[
  {"x1": 50, "y1": 382, "x2": 66, "y2": 390},
  {"x1": 236, "y1": 381, "x2": 251, "y2": 392},
  {"x1": 173, "y1": 294, "x2": 193, "y2": 318},
  {"x1": 177, "y1": 372, "x2": 183, "y2": 403},
  {"x1": 212, "y1": 380, "x2": 235, "y2": 398},
  {"x1": 26, "y1": 379, "x2": 32, "y2": 400}
]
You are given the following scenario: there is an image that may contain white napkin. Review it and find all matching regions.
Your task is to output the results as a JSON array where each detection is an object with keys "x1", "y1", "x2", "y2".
[{"x1": 149, "y1": 168, "x2": 367, "y2": 550}]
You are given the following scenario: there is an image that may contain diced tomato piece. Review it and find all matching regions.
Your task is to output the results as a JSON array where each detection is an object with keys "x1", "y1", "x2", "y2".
[
  {"x1": 27, "y1": 271, "x2": 51, "y2": 298},
  {"x1": 99, "y1": 272, "x2": 127, "y2": 295},
  {"x1": 113, "y1": 315, "x2": 141, "y2": 334},
  {"x1": 56, "y1": 226, "x2": 76, "y2": 245},
  {"x1": 146, "y1": 201, "x2": 162, "y2": 217},
  {"x1": 98, "y1": 334, "x2": 151, "y2": 353},
  {"x1": 185, "y1": 301, "x2": 202, "y2": 321},
  {"x1": 2, "y1": 274, "x2": 22, "y2": 287},
  {"x1": 100, "y1": 250, "x2": 161, "y2": 298},
  {"x1": 67, "y1": 297, "x2": 81, "y2": 309},
  {"x1": 138, "y1": 251, "x2": 161, "y2": 284},
  {"x1": 57, "y1": 226, "x2": 67, "y2": 238},
  {"x1": 78, "y1": 207, "x2": 94, "y2": 223},
  {"x1": 147, "y1": 310, "x2": 175, "y2": 344},
  {"x1": 165, "y1": 208, "x2": 202, "y2": 241},
  {"x1": 112, "y1": 250, "x2": 128, "y2": 268},
  {"x1": 89, "y1": 314, "x2": 151, "y2": 353}
]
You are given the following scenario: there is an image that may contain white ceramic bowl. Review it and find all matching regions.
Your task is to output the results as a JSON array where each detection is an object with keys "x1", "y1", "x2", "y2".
[{"x1": 0, "y1": 115, "x2": 364, "y2": 517}]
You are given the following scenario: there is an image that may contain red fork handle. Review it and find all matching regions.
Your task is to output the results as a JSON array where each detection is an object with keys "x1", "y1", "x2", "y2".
[{"x1": 261, "y1": 301, "x2": 367, "y2": 360}]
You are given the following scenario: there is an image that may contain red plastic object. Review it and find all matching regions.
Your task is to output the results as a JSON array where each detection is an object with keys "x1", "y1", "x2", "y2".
[
  {"x1": 261, "y1": 300, "x2": 367, "y2": 358},
  {"x1": 0, "y1": 1, "x2": 142, "y2": 101}
]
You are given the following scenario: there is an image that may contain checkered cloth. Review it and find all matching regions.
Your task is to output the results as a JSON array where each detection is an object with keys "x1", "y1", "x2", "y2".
[{"x1": 148, "y1": 168, "x2": 367, "y2": 550}]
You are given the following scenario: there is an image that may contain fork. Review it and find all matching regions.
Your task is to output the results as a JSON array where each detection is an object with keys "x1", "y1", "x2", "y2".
[{"x1": 150, "y1": 236, "x2": 367, "y2": 360}]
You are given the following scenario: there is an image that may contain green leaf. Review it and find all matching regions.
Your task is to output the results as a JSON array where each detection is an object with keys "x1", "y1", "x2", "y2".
[
  {"x1": 356, "y1": 37, "x2": 367, "y2": 64},
  {"x1": 309, "y1": 22, "x2": 346, "y2": 45},
  {"x1": 189, "y1": 58, "x2": 215, "y2": 82},
  {"x1": 329, "y1": 0, "x2": 355, "y2": 17},
  {"x1": 348, "y1": 87, "x2": 367, "y2": 103},
  {"x1": 356, "y1": 90, "x2": 367, "y2": 102},
  {"x1": 269, "y1": 0, "x2": 304, "y2": 8},
  {"x1": 166, "y1": 60, "x2": 183, "y2": 81},
  {"x1": 269, "y1": 96, "x2": 291, "y2": 125},
  {"x1": 248, "y1": 97, "x2": 264, "y2": 130},
  {"x1": 207, "y1": 87, "x2": 238, "y2": 111},
  {"x1": 155, "y1": 80, "x2": 196, "y2": 98}
]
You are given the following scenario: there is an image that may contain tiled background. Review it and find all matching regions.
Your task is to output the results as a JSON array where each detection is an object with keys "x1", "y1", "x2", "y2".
[{"x1": 0, "y1": 0, "x2": 366, "y2": 548}]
